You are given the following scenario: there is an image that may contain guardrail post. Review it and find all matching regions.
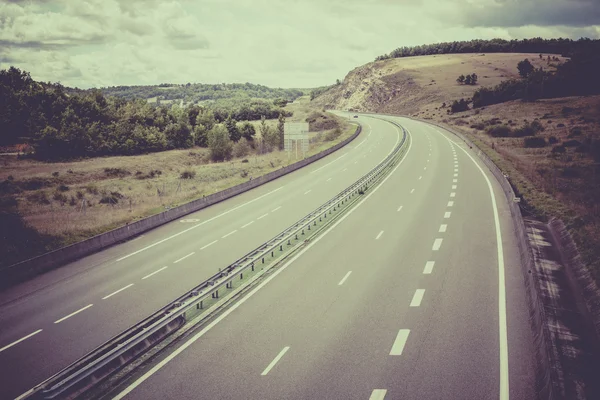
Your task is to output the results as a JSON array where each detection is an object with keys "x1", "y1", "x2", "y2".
[
  {"x1": 319, "y1": 217, "x2": 322, "y2": 222},
  {"x1": 313, "y1": 220, "x2": 316, "y2": 226},
  {"x1": 240, "y1": 273, "x2": 243, "y2": 280},
  {"x1": 287, "y1": 239, "x2": 291, "y2": 245},
  {"x1": 271, "y1": 251, "x2": 274, "y2": 257},
  {"x1": 280, "y1": 245, "x2": 283, "y2": 251},
  {"x1": 198, "y1": 301, "x2": 203, "y2": 309},
  {"x1": 262, "y1": 257, "x2": 265, "y2": 264},
  {"x1": 212, "y1": 290, "x2": 219, "y2": 298},
  {"x1": 302, "y1": 229, "x2": 305, "y2": 235},
  {"x1": 251, "y1": 262, "x2": 255, "y2": 271},
  {"x1": 295, "y1": 233, "x2": 298, "y2": 240}
]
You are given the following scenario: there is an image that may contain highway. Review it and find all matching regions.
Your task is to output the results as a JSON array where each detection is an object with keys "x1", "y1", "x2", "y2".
[
  {"x1": 107, "y1": 115, "x2": 537, "y2": 400},
  {"x1": 0, "y1": 116, "x2": 398, "y2": 400}
]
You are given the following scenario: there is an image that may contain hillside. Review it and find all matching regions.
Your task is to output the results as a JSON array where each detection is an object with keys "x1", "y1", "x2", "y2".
[
  {"x1": 312, "y1": 53, "x2": 566, "y2": 115},
  {"x1": 312, "y1": 51, "x2": 600, "y2": 280}
]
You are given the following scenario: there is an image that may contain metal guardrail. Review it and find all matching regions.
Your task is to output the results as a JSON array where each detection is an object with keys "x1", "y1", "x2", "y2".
[{"x1": 24, "y1": 118, "x2": 409, "y2": 400}]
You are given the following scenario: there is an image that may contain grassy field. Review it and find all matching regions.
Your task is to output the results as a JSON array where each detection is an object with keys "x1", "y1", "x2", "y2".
[{"x1": 0, "y1": 102, "x2": 355, "y2": 267}]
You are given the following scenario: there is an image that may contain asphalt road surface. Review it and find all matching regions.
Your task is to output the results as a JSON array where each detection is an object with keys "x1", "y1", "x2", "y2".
[
  {"x1": 0, "y1": 117, "x2": 400, "y2": 400},
  {"x1": 108, "y1": 115, "x2": 537, "y2": 400}
]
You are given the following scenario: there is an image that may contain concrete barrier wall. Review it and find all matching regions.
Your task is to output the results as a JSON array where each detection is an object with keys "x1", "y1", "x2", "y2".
[{"x1": 1, "y1": 125, "x2": 361, "y2": 288}]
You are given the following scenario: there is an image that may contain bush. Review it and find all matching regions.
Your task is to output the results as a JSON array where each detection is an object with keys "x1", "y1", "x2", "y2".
[
  {"x1": 180, "y1": 170, "x2": 196, "y2": 179},
  {"x1": 470, "y1": 123, "x2": 485, "y2": 130},
  {"x1": 325, "y1": 127, "x2": 342, "y2": 141},
  {"x1": 52, "y1": 171, "x2": 59, "y2": 177},
  {"x1": 85, "y1": 184, "x2": 99, "y2": 195},
  {"x1": 99, "y1": 191, "x2": 124, "y2": 204},
  {"x1": 208, "y1": 125, "x2": 233, "y2": 161},
  {"x1": 233, "y1": 138, "x2": 252, "y2": 158},
  {"x1": 557, "y1": 123, "x2": 565, "y2": 127},
  {"x1": 524, "y1": 137, "x2": 546, "y2": 148},
  {"x1": 27, "y1": 191, "x2": 50, "y2": 204},
  {"x1": 58, "y1": 184, "x2": 69, "y2": 192},
  {"x1": 551, "y1": 145, "x2": 566, "y2": 154},
  {"x1": 548, "y1": 136, "x2": 559, "y2": 144},
  {"x1": 563, "y1": 139, "x2": 581, "y2": 148},
  {"x1": 513, "y1": 120, "x2": 544, "y2": 137},
  {"x1": 52, "y1": 191, "x2": 68, "y2": 203},
  {"x1": 486, "y1": 125, "x2": 512, "y2": 137},
  {"x1": 450, "y1": 99, "x2": 469, "y2": 113},
  {"x1": 104, "y1": 168, "x2": 130, "y2": 177},
  {"x1": 568, "y1": 127, "x2": 583, "y2": 137},
  {"x1": 561, "y1": 167, "x2": 580, "y2": 178}
]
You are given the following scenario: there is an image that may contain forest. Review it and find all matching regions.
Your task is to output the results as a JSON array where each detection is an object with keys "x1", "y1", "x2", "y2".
[
  {"x1": 0, "y1": 68, "x2": 293, "y2": 160},
  {"x1": 70, "y1": 82, "x2": 305, "y2": 103},
  {"x1": 376, "y1": 37, "x2": 600, "y2": 61}
]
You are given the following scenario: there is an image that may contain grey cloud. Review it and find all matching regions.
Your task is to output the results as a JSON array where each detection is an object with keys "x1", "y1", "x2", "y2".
[{"x1": 461, "y1": 0, "x2": 600, "y2": 28}]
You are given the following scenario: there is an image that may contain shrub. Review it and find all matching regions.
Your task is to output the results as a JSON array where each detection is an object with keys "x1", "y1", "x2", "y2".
[
  {"x1": 76, "y1": 190, "x2": 85, "y2": 199},
  {"x1": 85, "y1": 184, "x2": 99, "y2": 195},
  {"x1": 27, "y1": 191, "x2": 50, "y2": 204},
  {"x1": 52, "y1": 171, "x2": 59, "y2": 177},
  {"x1": 52, "y1": 192, "x2": 68, "y2": 203},
  {"x1": 551, "y1": 145, "x2": 566, "y2": 154},
  {"x1": 524, "y1": 137, "x2": 546, "y2": 148},
  {"x1": 513, "y1": 120, "x2": 544, "y2": 137},
  {"x1": 563, "y1": 139, "x2": 581, "y2": 148},
  {"x1": 450, "y1": 99, "x2": 469, "y2": 113},
  {"x1": 241, "y1": 159, "x2": 249, "y2": 163},
  {"x1": 486, "y1": 125, "x2": 512, "y2": 137},
  {"x1": 470, "y1": 123, "x2": 485, "y2": 130},
  {"x1": 180, "y1": 170, "x2": 196, "y2": 179},
  {"x1": 240, "y1": 170, "x2": 248, "y2": 178},
  {"x1": 99, "y1": 191, "x2": 124, "y2": 204},
  {"x1": 557, "y1": 123, "x2": 565, "y2": 128},
  {"x1": 104, "y1": 168, "x2": 130, "y2": 177},
  {"x1": 69, "y1": 196, "x2": 77, "y2": 206},
  {"x1": 568, "y1": 127, "x2": 583, "y2": 137},
  {"x1": 561, "y1": 167, "x2": 580, "y2": 178},
  {"x1": 548, "y1": 136, "x2": 559, "y2": 144},
  {"x1": 325, "y1": 127, "x2": 342, "y2": 141},
  {"x1": 233, "y1": 138, "x2": 252, "y2": 158},
  {"x1": 22, "y1": 178, "x2": 51, "y2": 191},
  {"x1": 58, "y1": 184, "x2": 69, "y2": 192}
]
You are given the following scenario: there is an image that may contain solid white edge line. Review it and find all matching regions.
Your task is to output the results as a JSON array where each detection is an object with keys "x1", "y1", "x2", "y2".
[
  {"x1": 261, "y1": 346, "x2": 290, "y2": 376},
  {"x1": 241, "y1": 221, "x2": 254, "y2": 229},
  {"x1": 375, "y1": 230, "x2": 384, "y2": 240},
  {"x1": 116, "y1": 186, "x2": 284, "y2": 261},
  {"x1": 423, "y1": 261, "x2": 435, "y2": 274},
  {"x1": 338, "y1": 271, "x2": 352, "y2": 286},
  {"x1": 54, "y1": 304, "x2": 94, "y2": 324},
  {"x1": 410, "y1": 289, "x2": 425, "y2": 307},
  {"x1": 222, "y1": 230, "x2": 237, "y2": 239},
  {"x1": 390, "y1": 329, "x2": 410, "y2": 355},
  {"x1": 173, "y1": 252, "x2": 195, "y2": 264},
  {"x1": 200, "y1": 240, "x2": 218, "y2": 250},
  {"x1": 439, "y1": 224, "x2": 447, "y2": 233},
  {"x1": 0, "y1": 329, "x2": 43, "y2": 353},
  {"x1": 433, "y1": 127, "x2": 509, "y2": 400},
  {"x1": 111, "y1": 117, "x2": 410, "y2": 400},
  {"x1": 142, "y1": 266, "x2": 168, "y2": 280},
  {"x1": 369, "y1": 389, "x2": 388, "y2": 400},
  {"x1": 102, "y1": 284, "x2": 134, "y2": 300},
  {"x1": 432, "y1": 238, "x2": 443, "y2": 251}
]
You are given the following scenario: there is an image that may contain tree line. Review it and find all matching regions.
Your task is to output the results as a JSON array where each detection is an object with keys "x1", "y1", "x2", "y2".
[
  {"x1": 376, "y1": 37, "x2": 600, "y2": 61},
  {"x1": 70, "y1": 82, "x2": 305, "y2": 103},
  {"x1": 0, "y1": 67, "x2": 293, "y2": 160},
  {"x1": 471, "y1": 46, "x2": 600, "y2": 108}
]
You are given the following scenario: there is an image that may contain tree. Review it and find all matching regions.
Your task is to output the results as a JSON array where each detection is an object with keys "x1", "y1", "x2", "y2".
[
  {"x1": 470, "y1": 73, "x2": 478, "y2": 84},
  {"x1": 193, "y1": 123, "x2": 208, "y2": 147},
  {"x1": 456, "y1": 74, "x2": 465, "y2": 84},
  {"x1": 464, "y1": 74, "x2": 472, "y2": 85},
  {"x1": 277, "y1": 112, "x2": 285, "y2": 150},
  {"x1": 517, "y1": 59, "x2": 534, "y2": 78},
  {"x1": 539, "y1": 53, "x2": 543, "y2": 59},
  {"x1": 164, "y1": 121, "x2": 193, "y2": 148},
  {"x1": 273, "y1": 98, "x2": 288, "y2": 107},
  {"x1": 450, "y1": 99, "x2": 469, "y2": 113},
  {"x1": 207, "y1": 125, "x2": 233, "y2": 161},
  {"x1": 224, "y1": 114, "x2": 241, "y2": 142},
  {"x1": 240, "y1": 121, "x2": 256, "y2": 141}
]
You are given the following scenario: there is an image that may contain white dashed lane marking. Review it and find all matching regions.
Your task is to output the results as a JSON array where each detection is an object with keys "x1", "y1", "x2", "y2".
[
  {"x1": 54, "y1": 304, "x2": 94, "y2": 324},
  {"x1": 142, "y1": 266, "x2": 168, "y2": 280},
  {"x1": 423, "y1": 261, "x2": 435, "y2": 274},
  {"x1": 0, "y1": 329, "x2": 43, "y2": 353}
]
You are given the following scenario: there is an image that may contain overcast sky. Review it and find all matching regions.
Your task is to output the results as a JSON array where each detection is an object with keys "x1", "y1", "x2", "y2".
[{"x1": 1, "y1": 0, "x2": 599, "y2": 89}]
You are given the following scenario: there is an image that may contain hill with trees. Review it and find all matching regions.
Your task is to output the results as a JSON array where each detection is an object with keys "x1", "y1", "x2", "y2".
[{"x1": 375, "y1": 37, "x2": 600, "y2": 61}]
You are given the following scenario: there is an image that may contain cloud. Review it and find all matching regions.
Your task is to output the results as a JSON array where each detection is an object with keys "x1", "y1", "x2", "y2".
[
  {"x1": 457, "y1": 0, "x2": 600, "y2": 28},
  {"x1": 0, "y1": 0, "x2": 598, "y2": 89}
]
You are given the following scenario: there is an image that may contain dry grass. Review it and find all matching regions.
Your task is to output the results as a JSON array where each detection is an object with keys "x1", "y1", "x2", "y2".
[{"x1": 0, "y1": 106, "x2": 354, "y2": 253}]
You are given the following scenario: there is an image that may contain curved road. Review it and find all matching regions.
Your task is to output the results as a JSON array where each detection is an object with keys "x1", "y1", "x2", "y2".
[
  {"x1": 0, "y1": 117, "x2": 397, "y2": 400},
  {"x1": 107, "y1": 115, "x2": 537, "y2": 400}
]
